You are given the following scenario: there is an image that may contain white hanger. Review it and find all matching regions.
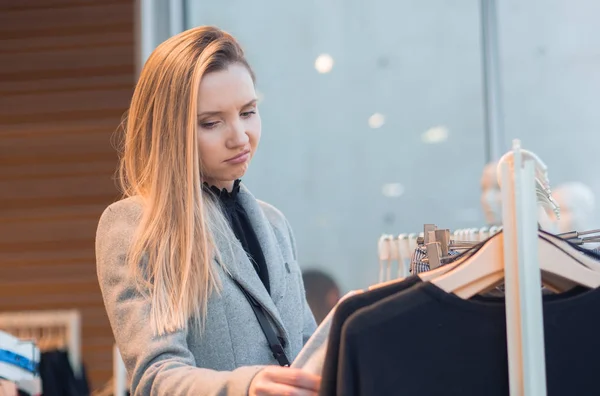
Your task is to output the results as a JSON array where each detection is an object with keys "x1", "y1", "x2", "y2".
[
  {"x1": 469, "y1": 228, "x2": 478, "y2": 242},
  {"x1": 498, "y1": 146, "x2": 560, "y2": 220},
  {"x1": 407, "y1": 233, "x2": 418, "y2": 254},
  {"x1": 479, "y1": 226, "x2": 490, "y2": 241},
  {"x1": 397, "y1": 234, "x2": 410, "y2": 278},
  {"x1": 387, "y1": 236, "x2": 399, "y2": 281},
  {"x1": 377, "y1": 235, "x2": 390, "y2": 283},
  {"x1": 453, "y1": 229, "x2": 461, "y2": 243}
]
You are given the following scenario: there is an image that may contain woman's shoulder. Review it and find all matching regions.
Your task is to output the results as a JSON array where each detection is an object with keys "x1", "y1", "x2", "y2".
[
  {"x1": 99, "y1": 196, "x2": 144, "y2": 225},
  {"x1": 256, "y1": 200, "x2": 297, "y2": 259},
  {"x1": 256, "y1": 199, "x2": 289, "y2": 229},
  {"x1": 96, "y1": 196, "x2": 144, "y2": 246}
]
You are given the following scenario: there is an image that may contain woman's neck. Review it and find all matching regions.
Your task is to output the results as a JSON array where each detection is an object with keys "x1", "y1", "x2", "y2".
[{"x1": 203, "y1": 179, "x2": 235, "y2": 192}]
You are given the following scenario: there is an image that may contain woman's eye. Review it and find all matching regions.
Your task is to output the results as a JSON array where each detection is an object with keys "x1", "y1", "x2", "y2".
[
  {"x1": 200, "y1": 121, "x2": 219, "y2": 129},
  {"x1": 241, "y1": 110, "x2": 256, "y2": 118}
]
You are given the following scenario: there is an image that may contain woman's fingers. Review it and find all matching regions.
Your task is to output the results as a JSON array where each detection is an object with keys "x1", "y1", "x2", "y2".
[
  {"x1": 270, "y1": 368, "x2": 321, "y2": 391},
  {"x1": 262, "y1": 383, "x2": 317, "y2": 396},
  {"x1": 250, "y1": 366, "x2": 321, "y2": 396}
]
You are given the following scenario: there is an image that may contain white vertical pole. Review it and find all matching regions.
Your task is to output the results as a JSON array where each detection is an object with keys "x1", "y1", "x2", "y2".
[
  {"x1": 500, "y1": 145, "x2": 523, "y2": 395},
  {"x1": 520, "y1": 161, "x2": 547, "y2": 396},
  {"x1": 500, "y1": 140, "x2": 547, "y2": 396}
]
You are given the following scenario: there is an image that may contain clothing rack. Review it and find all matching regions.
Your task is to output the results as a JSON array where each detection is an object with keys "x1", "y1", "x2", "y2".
[
  {"x1": 0, "y1": 309, "x2": 81, "y2": 377},
  {"x1": 498, "y1": 140, "x2": 546, "y2": 394},
  {"x1": 375, "y1": 140, "x2": 549, "y2": 394}
]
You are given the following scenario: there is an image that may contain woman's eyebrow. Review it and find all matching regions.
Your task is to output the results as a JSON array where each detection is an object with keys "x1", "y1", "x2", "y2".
[{"x1": 197, "y1": 98, "x2": 258, "y2": 118}]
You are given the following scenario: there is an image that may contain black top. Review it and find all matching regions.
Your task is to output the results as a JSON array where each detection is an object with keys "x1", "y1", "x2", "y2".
[
  {"x1": 39, "y1": 350, "x2": 90, "y2": 396},
  {"x1": 203, "y1": 180, "x2": 270, "y2": 294},
  {"x1": 337, "y1": 281, "x2": 599, "y2": 396},
  {"x1": 319, "y1": 276, "x2": 422, "y2": 396}
]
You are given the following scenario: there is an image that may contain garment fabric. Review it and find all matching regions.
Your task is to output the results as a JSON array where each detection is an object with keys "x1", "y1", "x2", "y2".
[
  {"x1": 292, "y1": 291, "x2": 358, "y2": 374},
  {"x1": 300, "y1": 342, "x2": 328, "y2": 375},
  {"x1": 337, "y1": 281, "x2": 599, "y2": 396},
  {"x1": 39, "y1": 350, "x2": 89, "y2": 396},
  {"x1": 410, "y1": 245, "x2": 460, "y2": 274},
  {"x1": 96, "y1": 183, "x2": 317, "y2": 396},
  {"x1": 318, "y1": 276, "x2": 421, "y2": 396},
  {"x1": 291, "y1": 306, "x2": 334, "y2": 372},
  {"x1": 204, "y1": 180, "x2": 270, "y2": 294}
]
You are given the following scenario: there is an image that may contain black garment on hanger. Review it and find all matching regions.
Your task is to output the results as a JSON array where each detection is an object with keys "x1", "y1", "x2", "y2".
[
  {"x1": 336, "y1": 282, "x2": 597, "y2": 396},
  {"x1": 203, "y1": 179, "x2": 271, "y2": 294},
  {"x1": 39, "y1": 350, "x2": 89, "y2": 396},
  {"x1": 319, "y1": 276, "x2": 421, "y2": 396}
]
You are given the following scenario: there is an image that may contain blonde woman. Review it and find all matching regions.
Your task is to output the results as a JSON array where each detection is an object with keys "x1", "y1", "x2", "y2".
[{"x1": 96, "y1": 26, "x2": 319, "y2": 395}]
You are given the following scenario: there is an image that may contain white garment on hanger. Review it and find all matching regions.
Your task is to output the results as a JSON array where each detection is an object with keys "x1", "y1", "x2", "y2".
[{"x1": 292, "y1": 291, "x2": 358, "y2": 372}]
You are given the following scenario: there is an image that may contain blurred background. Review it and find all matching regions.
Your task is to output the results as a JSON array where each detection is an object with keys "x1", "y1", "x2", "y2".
[{"x1": 1, "y1": 0, "x2": 600, "y2": 391}]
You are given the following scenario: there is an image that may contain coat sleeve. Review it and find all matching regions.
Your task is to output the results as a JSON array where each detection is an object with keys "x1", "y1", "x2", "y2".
[
  {"x1": 95, "y1": 200, "x2": 264, "y2": 396},
  {"x1": 283, "y1": 216, "x2": 317, "y2": 346}
]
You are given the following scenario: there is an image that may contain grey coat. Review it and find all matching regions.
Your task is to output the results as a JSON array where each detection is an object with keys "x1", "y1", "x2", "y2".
[{"x1": 96, "y1": 184, "x2": 317, "y2": 396}]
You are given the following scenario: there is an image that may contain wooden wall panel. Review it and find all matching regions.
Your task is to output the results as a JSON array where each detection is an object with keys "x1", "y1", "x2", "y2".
[{"x1": 0, "y1": 0, "x2": 134, "y2": 389}]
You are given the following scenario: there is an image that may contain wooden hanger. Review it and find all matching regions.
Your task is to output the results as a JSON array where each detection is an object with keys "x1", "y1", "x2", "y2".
[
  {"x1": 430, "y1": 141, "x2": 600, "y2": 299},
  {"x1": 431, "y1": 230, "x2": 600, "y2": 299},
  {"x1": 369, "y1": 238, "x2": 485, "y2": 290},
  {"x1": 540, "y1": 230, "x2": 600, "y2": 272}
]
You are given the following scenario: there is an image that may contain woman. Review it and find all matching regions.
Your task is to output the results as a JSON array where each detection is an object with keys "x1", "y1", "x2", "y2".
[{"x1": 96, "y1": 26, "x2": 320, "y2": 395}]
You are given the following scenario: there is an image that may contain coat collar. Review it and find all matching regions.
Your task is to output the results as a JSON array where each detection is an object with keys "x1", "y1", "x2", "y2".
[{"x1": 212, "y1": 183, "x2": 289, "y2": 342}]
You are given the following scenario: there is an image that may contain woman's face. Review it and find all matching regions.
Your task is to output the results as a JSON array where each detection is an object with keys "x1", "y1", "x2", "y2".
[{"x1": 196, "y1": 63, "x2": 261, "y2": 190}]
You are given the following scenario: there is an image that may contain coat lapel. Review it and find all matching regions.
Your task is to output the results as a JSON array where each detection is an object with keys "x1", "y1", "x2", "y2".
[
  {"x1": 212, "y1": 184, "x2": 289, "y2": 343},
  {"x1": 237, "y1": 185, "x2": 287, "y2": 303}
]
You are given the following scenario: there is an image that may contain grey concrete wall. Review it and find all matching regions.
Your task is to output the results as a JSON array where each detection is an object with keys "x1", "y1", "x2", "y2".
[{"x1": 181, "y1": 0, "x2": 599, "y2": 291}]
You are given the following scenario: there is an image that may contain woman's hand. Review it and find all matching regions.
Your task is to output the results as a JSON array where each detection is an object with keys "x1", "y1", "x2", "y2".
[{"x1": 249, "y1": 366, "x2": 321, "y2": 396}]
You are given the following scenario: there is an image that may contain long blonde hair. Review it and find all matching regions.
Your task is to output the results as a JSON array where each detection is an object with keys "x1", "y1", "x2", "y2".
[{"x1": 118, "y1": 26, "x2": 255, "y2": 336}]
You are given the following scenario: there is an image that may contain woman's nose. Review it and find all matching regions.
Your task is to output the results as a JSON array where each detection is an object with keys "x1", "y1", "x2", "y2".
[{"x1": 227, "y1": 120, "x2": 249, "y2": 147}]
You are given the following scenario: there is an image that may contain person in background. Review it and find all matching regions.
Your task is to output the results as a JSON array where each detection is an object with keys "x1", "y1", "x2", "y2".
[
  {"x1": 95, "y1": 26, "x2": 319, "y2": 396},
  {"x1": 302, "y1": 269, "x2": 341, "y2": 324},
  {"x1": 552, "y1": 182, "x2": 596, "y2": 234},
  {"x1": 480, "y1": 161, "x2": 502, "y2": 226}
]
